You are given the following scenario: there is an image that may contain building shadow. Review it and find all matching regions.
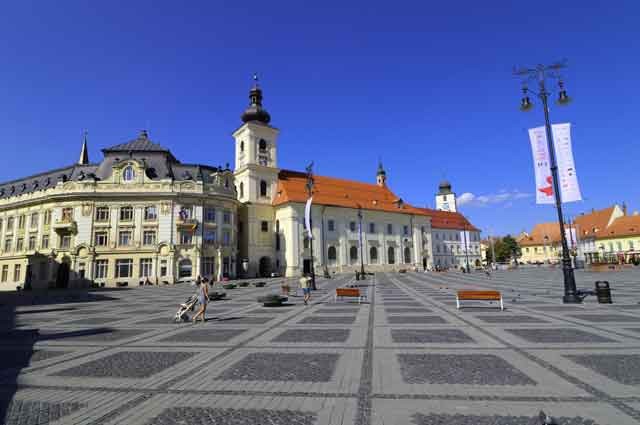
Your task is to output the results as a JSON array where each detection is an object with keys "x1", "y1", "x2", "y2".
[{"x1": 0, "y1": 287, "x2": 122, "y2": 423}]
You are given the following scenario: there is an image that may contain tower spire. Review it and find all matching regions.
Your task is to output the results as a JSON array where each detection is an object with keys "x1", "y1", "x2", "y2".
[
  {"x1": 241, "y1": 73, "x2": 271, "y2": 124},
  {"x1": 376, "y1": 159, "x2": 387, "y2": 187},
  {"x1": 78, "y1": 131, "x2": 89, "y2": 165}
]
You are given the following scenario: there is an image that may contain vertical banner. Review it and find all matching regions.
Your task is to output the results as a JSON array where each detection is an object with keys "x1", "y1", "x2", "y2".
[
  {"x1": 552, "y1": 123, "x2": 582, "y2": 203},
  {"x1": 304, "y1": 197, "x2": 313, "y2": 239},
  {"x1": 528, "y1": 126, "x2": 554, "y2": 204},
  {"x1": 528, "y1": 123, "x2": 582, "y2": 204}
]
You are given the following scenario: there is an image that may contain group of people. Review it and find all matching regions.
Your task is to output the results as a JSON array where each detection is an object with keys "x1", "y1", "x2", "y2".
[{"x1": 191, "y1": 273, "x2": 315, "y2": 324}]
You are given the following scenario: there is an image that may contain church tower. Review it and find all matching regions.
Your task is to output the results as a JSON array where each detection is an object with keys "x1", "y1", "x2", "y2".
[
  {"x1": 435, "y1": 180, "x2": 457, "y2": 212},
  {"x1": 233, "y1": 76, "x2": 280, "y2": 204},
  {"x1": 376, "y1": 161, "x2": 387, "y2": 187}
]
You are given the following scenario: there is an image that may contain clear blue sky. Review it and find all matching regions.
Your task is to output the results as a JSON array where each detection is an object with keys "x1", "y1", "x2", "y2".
[{"x1": 1, "y1": 1, "x2": 638, "y2": 236}]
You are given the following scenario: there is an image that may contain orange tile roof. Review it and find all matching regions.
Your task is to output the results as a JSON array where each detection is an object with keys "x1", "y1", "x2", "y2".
[
  {"x1": 415, "y1": 207, "x2": 480, "y2": 231},
  {"x1": 519, "y1": 222, "x2": 566, "y2": 246},
  {"x1": 273, "y1": 169, "x2": 429, "y2": 216},
  {"x1": 600, "y1": 215, "x2": 640, "y2": 238},
  {"x1": 273, "y1": 170, "x2": 480, "y2": 232},
  {"x1": 573, "y1": 206, "x2": 617, "y2": 239}
]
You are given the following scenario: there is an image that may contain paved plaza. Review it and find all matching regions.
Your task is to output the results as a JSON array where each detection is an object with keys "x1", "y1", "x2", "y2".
[{"x1": 1, "y1": 268, "x2": 640, "y2": 424}]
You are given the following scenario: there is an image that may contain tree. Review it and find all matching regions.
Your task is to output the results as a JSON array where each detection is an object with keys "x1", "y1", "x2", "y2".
[{"x1": 485, "y1": 235, "x2": 521, "y2": 263}]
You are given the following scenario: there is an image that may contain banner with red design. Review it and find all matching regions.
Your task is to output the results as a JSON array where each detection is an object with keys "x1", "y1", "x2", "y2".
[{"x1": 528, "y1": 123, "x2": 582, "y2": 205}]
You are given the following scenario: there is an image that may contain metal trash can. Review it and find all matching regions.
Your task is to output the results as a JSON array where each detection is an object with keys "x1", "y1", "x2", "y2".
[{"x1": 595, "y1": 281, "x2": 612, "y2": 304}]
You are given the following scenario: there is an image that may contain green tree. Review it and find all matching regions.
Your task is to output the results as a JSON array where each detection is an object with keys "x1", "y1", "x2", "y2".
[{"x1": 486, "y1": 235, "x2": 521, "y2": 263}]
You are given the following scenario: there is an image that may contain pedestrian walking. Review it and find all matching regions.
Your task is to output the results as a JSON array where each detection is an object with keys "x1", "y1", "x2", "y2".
[
  {"x1": 299, "y1": 273, "x2": 311, "y2": 305},
  {"x1": 192, "y1": 278, "x2": 209, "y2": 323}
]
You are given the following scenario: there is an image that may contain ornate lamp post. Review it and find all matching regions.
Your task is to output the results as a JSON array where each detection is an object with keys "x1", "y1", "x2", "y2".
[
  {"x1": 305, "y1": 163, "x2": 317, "y2": 290},
  {"x1": 357, "y1": 208, "x2": 366, "y2": 277},
  {"x1": 463, "y1": 223, "x2": 471, "y2": 273},
  {"x1": 514, "y1": 61, "x2": 581, "y2": 303}
]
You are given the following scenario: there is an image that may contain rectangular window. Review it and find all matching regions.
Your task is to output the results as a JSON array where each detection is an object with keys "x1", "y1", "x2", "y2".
[
  {"x1": 4, "y1": 239, "x2": 11, "y2": 251},
  {"x1": 139, "y1": 258, "x2": 153, "y2": 277},
  {"x1": 143, "y1": 230, "x2": 156, "y2": 245},
  {"x1": 387, "y1": 224, "x2": 393, "y2": 235},
  {"x1": 204, "y1": 207, "x2": 216, "y2": 223},
  {"x1": 223, "y1": 211, "x2": 231, "y2": 224},
  {"x1": 327, "y1": 220, "x2": 335, "y2": 232},
  {"x1": 95, "y1": 206, "x2": 110, "y2": 222},
  {"x1": 115, "y1": 259, "x2": 133, "y2": 278},
  {"x1": 204, "y1": 230, "x2": 217, "y2": 244},
  {"x1": 179, "y1": 231, "x2": 193, "y2": 245},
  {"x1": 16, "y1": 238, "x2": 23, "y2": 251},
  {"x1": 18, "y1": 215, "x2": 25, "y2": 229},
  {"x1": 403, "y1": 225, "x2": 409, "y2": 236},
  {"x1": 30, "y1": 212, "x2": 39, "y2": 229},
  {"x1": 94, "y1": 260, "x2": 108, "y2": 279},
  {"x1": 41, "y1": 234, "x2": 49, "y2": 249},
  {"x1": 60, "y1": 235, "x2": 71, "y2": 249},
  {"x1": 118, "y1": 231, "x2": 132, "y2": 246},
  {"x1": 95, "y1": 231, "x2": 108, "y2": 246},
  {"x1": 120, "y1": 206, "x2": 133, "y2": 221},
  {"x1": 1, "y1": 265, "x2": 8, "y2": 282},
  {"x1": 13, "y1": 264, "x2": 21, "y2": 281},
  {"x1": 6, "y1": 217, "x2": 14, "y2": 231},
  {"x1": 349, "y1": 221, "x2": 356, "y2": 232},
  {"x1": 28, "y1": 236, "x2": 36, "y2": 250},
  {"x1": 369, "y1": 222, "x2": 376, "y2": 233},
  {"x1": 202, "y1": 257, "x2": 215, "y2": 277},
  {"x1": 61, "y1": 208, "x2": 73, "y2": 222},
  {"x1": 261, "y1": 221, "x2": 268, "y2": 232},
  {"x1": 223, "y1": 230, "x2": 231, "y2": 246},
  {"x1": 160, "y1": 260, "x2": 168, "y2": 277},
  {"x1": 43, "y1": 210, "x2": 51, "y2": 226},
  {"x1": 144, "y1": 206, "x2": 157, "y2": 221},
  {"x1": 178, "y1": 206, "x2": 192, "y2": 220}
]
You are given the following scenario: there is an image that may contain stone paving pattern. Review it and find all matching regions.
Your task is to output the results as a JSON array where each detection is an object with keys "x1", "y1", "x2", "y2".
[{"x1": 0, "y1": 269, "x2": 640, "y2": 424}]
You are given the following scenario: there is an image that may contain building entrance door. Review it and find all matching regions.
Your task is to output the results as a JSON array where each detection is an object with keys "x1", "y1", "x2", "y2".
[{"x1": 302, "y1": 259, "x2": 311, "y2": 275}]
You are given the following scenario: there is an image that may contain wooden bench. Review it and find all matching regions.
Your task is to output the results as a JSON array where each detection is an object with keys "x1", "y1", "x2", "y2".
[
  {"x1": 335, "y1": 287, "x2": 366, "y2": 304},
  {"x1": 456, "y1": 290, "x2": 503, "y2": 310}
]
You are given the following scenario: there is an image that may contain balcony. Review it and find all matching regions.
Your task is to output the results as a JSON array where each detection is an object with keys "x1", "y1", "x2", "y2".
[
  {"x1": 52, "y1": 218, "x2": 77, "y2": 234},
  {"x1": 176, "y1": 218, "x2": 198, "y2": 232}
]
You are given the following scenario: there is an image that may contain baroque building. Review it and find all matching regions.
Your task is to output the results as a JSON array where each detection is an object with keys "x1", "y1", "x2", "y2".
[
  {"x1": 0, "y1": 131, "x2": 237, "y2": 290},
  {"x1": 0, "y1": 80, "x2": 482, "y2": 290}
]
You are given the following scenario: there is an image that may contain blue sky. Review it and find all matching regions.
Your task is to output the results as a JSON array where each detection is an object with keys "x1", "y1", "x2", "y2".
[{"x1": 1, "y1": 1, "x2": 639, "y2": 236}]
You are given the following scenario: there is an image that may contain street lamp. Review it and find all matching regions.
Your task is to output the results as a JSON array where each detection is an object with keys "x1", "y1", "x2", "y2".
[
  {"x1": 463, "y1": 223, "x2": 471, "y2": 273},
  {"x1": 514, "y1": 61, "x2": 581, "y2": 303},
  {"x1": 305, "y1": 163, "x2": 317, "y2": 290},
  {"x1": 357, "y1": 208, "x2": 366, "y2": 277}
]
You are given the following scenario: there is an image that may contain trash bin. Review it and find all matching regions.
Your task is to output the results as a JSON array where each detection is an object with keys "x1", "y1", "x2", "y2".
[
  {"x1": 595, "y1": 281, "x2": 612, "y2": 304},
  {"x1": 355, "y1": 271, "x2": 360, "y2": 281}
]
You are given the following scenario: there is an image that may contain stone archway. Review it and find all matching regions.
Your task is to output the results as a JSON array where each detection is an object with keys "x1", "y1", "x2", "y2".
[{"x1": 259, "y1": 257, "x2": 272, "y2": 277}]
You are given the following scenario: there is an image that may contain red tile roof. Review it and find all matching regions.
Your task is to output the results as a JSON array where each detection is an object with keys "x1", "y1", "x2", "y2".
[
  {"x1": 273, "y1": 170, "x2": 480, "y2": 231},
  {"x1": 601, "y1": 215, "x2": 640, "y2": 238},
  {"x1": 573, "y1": 206, "x2": 617, "y2": 239}
]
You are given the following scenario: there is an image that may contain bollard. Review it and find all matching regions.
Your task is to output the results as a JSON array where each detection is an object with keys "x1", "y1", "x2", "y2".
[{"x1": 595, "y1": 281, "x2": 612, "y2": 304}]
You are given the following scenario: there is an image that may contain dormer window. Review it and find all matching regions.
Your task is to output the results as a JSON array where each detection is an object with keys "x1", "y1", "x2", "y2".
[{"x1": 123, "y1": 166, "x2": 135, "y2": 182}]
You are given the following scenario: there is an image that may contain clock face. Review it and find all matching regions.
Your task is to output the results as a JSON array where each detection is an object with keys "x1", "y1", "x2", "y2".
[{"x1": 442, "y1": 202, "x2": 450, "y2": 211}]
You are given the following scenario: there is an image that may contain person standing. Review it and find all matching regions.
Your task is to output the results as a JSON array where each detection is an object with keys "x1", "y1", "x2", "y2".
[
  {"x1": 192, "y1": 279, "x2": 209, "y2": 323},
  {"x1": 299, "y1": 273, "x2": 311, "y2": 305}
]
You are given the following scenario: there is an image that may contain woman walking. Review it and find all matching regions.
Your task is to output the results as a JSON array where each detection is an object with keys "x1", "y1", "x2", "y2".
[
  {"x1": 299, "y1": 273, "x2": 311, "y2": 305},
  {"x1": 192, "y1": 278, "x2": 209, "y2": 323}
]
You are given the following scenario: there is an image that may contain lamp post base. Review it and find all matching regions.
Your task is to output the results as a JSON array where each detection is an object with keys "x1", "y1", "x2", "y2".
[{"x1": 563, "y1": 294, "x2": 583, "y2": 304}]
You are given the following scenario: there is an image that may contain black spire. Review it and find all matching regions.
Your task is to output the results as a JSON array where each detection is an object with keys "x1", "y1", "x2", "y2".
[
  {"x1": 241, "y1": 74, "x2": 271, "y2": 124},
  {"x1": 377, "y1": 160, "x2": 386, "y2": 176}
]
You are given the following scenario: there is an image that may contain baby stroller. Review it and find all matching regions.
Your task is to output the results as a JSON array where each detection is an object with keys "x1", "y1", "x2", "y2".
[{"x1": 174, "y1": 295, "x2": 198, "y2": 322}]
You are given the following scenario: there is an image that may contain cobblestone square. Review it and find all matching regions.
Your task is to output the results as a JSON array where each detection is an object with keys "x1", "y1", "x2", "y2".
[{"x1": 1, "y1": 270, "x2": 640, "y2": 424}]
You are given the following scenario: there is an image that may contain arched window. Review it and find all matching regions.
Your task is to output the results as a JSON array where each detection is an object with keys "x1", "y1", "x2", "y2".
[
  {"x1": 349, "y1": 246, "x2": 358, "y2": 263},
  {"x1": 388, "y1": 247, "x2": 395, "y2": 264},
  {"x1": 328, "y1": 246, "x2": 337, "y2": 263},
  {"x1": 259, "y1": 139, "x2": 267, "y2": 152},
  {"x1": 404, "y1": 247, "x2": 411, "y2": 264},
  {"x1": 239, "y1": 182, "x2": 244, "y2": 198},
  {"x1": 370, "y1": 246, "x2": 378, "y2": 263},
  {"x1": 178, "y1": 259, "x2": 192, "y2": 278},
  {"x1": 240, "y1": 141, "x2": 244, "y2": 152},
  {"x1": 122, "y1": 165, "x2": 135, "y2": 182},
  {"x1": 260, "y1": 180, "x2": 267, "y2": 197}
]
